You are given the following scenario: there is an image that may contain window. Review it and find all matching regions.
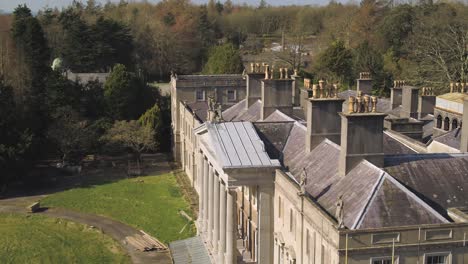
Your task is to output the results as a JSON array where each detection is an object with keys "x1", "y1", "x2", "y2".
[
  {"x1": 196, "y1": 90, "x2": 205, "y2": 101},
  {"x1": 227, "y1": 90, "x2": 236, "y2": 101},
  {"x1": 426, "y1": 255, "x2": 446, "y2": 264},
  {"x1": 436, "y1": 115, "x2": 442, "y2": 129},
  {"x1": 306, "y1": 229, "x2": 310, "y2": 255},
  {"x1": 371, "y1": 257, "x2": 393, "y2": 264},
  {"x1": 425, "y1": 252, "x2": 450, "y2": 264},
  {"x1": 444, "y1": 117, "x2": 450, "y2": 131},
  {"x1": 452, "y1": 119, "x2": 458, "y2": 130}
]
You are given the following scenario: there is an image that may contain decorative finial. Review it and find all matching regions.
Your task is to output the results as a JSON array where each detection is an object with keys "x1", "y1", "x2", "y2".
[{"x1": 335, "y1": 195, "x2": 345, "y2": 228}]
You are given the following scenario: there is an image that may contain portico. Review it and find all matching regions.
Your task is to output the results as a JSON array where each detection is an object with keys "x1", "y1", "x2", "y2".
[{"x1": 194, "y1": 121, "x2": 280, "y2": 264}]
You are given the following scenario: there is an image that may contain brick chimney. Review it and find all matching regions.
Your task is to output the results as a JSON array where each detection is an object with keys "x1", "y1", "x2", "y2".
[
  {"x1": 246, "y1": 63, "x2": 266, "y2": 109},
  {"x1": 261, "y1": 67, "x2": 293, "y2": 120},
  {"x1": 306, "y1": 81, "x2": 344, "y2": 152},
  {"x1": 418, "y1": 87, "x2": 436, "y2": 119},
  {"x1": 339, "y1": 93, "x2": 387, "y2": 176},
  {"x1": 460, "y1": 99, "x2": 468, "y2": 152},
  {"x1": 391, "y1": 80, "x2": 404, "y2": 109},
  {"x1": 356, "y1": 72, "x2": 372, "y2": 95},
  {"x1": 401, "y1": 85, "x2": 420, "y2": 119}
]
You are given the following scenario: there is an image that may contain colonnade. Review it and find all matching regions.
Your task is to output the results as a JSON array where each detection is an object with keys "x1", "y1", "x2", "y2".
[{"x1": 198, "y1": 151, "x2": 238, "y2": 264}]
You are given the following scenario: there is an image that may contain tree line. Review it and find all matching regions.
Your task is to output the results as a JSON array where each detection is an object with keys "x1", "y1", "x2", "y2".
[{"x1": 0, "y1": 0, "x2": 467, "y2": 188}]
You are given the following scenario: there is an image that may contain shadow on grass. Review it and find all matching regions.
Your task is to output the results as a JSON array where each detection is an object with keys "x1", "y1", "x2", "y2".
[{"x1": 1, "y1": 153, "x2": 173, "y2": 201}]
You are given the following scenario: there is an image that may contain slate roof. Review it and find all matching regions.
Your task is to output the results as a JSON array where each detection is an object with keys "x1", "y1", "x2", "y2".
[
  {"x1": 66, "y1": 71, "x2": 109, "y2": 84},
  {"x1": 176, "y1": 74, "x2": 243, "y2": 81},
  {"x1": 204, "y1": 121, "x2": 280, "y2": 168},
  {"x1": 385, "y1": 154, "x2": 468, "y2": 218},
  {"x1": 186, "y1": 101, "x2": 209, "y2": 122},
  {"x1": 358, "y1": 174, "x2": 447, "y2": 229},
  {"x1": 433, "y1": 127, "x2": 461, "y2": 149},
  {"x1": 273, "y1": 122, "x2": 445, "y2": 229},
  {"x1": 222, "y1": 99, "x2": 262, "y2": 122},
  {"x1": 383, "y1": 131, "x2": 417, "y2": 155},
  {"x1": 253, "y1": 122, "x2": 294, "y2": 159}
]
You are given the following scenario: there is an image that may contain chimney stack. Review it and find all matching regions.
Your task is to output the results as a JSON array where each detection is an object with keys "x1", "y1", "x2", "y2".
[
  {"x1": 246, "y1": 62, "x2": 267, "y2": 109},
  {"x1": 418, "y1": 87, "x2": 436, "y2": 119},
  {"x1": 339, "y1": 92, "x2": 386, "y2": 176},
  {"x1": 261, "y1": 67, "x2": 293, "y2": 120},
  {"x1": 291, "y1": 70, "x2": 301, "y2": 106},
  {"x1": 357, "y1": 72, "x2": 372, "y2": 95},
  {"x1": 401, "y1": 85, "x2": 420, "y2": 119},
  {"x1": 460, "y1": 99, "x2": 468, "y2": 152},
  {"x1": 391, "y1": 80, "x2": 404, "y2": 109},
  {"x1": 306, "y1": 81, "x2": 344, "y2": 152}
]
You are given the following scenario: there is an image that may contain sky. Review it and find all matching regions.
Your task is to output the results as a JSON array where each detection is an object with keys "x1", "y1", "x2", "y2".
[{"x1": 0, "y1": 0, "x2": 336, "y2": 13}]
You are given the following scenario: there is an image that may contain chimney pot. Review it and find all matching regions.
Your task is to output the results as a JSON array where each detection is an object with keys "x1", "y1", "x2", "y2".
[
  {"x1": 371, "y1": 96, "x2": 377, "y2": 112},
  {"x1": 304, "y1": 78, "x2": 311, "y2": 89},
  {"x1": 363, "y1": 96, "x2": 370, "y2": 113},
  {"x1": 312, "y1": 84, "x2": 318, "y2": 98},
  {"x1": 348, "y1": 96, "x2": 356, "y2": 113},
  {"x1": 333, "y1": 84, "x2": 339, "y2": 98}
]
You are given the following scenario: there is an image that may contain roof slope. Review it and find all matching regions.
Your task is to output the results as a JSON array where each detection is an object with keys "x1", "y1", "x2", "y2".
[
  {"x1": 359, "y1": 175, "x2": 446, "y2": 229},
  {"x1": 383, "y1": 132, "x2": 417, "y2": 154},
  {"x1": 223, "y1": 99, "x2": 262, "y2": 122},
  {"x1": 205, "y1": 121, "x2": 280, "y2": 168},
  {"x1": 275, "y1": 122, "x2": 445, "y2": 229},
  {"x1": 253, "y1": 122, "x2": 294, "y2": 159},
  {"x1": 386, "y1": 155, "x2": 468, "y2": 217},
  {"x1": 169, "y1": 236, "x2": 211, "y2": 264},
  {"x1": 433, "y1": 127, "x2": 461, "y2": 149},
  {"x1": 280, "y1": 123, "x2": 383, "y2": 228},
  {"x1": 186, "y1": 101, "x2": 209, "y2": 122}
]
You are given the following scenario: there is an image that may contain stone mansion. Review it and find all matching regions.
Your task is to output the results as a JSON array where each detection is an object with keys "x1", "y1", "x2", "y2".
[{"x1": 170, "y1": 66, "x2": 468, "y2": 264}]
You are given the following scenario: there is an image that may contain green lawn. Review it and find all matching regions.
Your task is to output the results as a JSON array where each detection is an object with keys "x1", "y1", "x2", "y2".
[
  {"x1": 41, "y1": 172, "x2": 195, "y2": 243},
  {"x1": 0, "y1": 213, "x2": 130, "y2": 264}
]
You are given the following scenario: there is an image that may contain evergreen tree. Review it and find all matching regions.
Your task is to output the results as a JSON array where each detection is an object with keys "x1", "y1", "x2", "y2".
[
  {"x1": 315, "y1": 40, "x2": 353, "y2": 86},
  {"x1": 11, "y1": 4, "x2": 51, "y2": 153},
  {"x1": 104, "y1": 64, "x2": 147, "y2": 120},
  {"x1": 202, "y1": 43, "x2": 243, "y2": 74}
]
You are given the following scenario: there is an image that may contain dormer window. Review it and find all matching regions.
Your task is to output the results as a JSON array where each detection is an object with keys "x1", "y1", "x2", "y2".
[
  {"x1": 227, "y1": 90, "x2": 236, "y2": 101},
  {"x1": 196, "y1": 90, "x2": 205, "y2": 101}
]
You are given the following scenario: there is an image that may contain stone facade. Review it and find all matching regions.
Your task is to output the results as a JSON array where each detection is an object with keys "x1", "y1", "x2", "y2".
[{"x1": 172, "y1": 73, "x2": 468, "y2": 264}]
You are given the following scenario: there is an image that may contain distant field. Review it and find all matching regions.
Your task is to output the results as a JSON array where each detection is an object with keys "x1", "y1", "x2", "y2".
[
  {"x1": 0, "y1": 213, "x2": 130, "y2": 264},
  {"x1": 41, "y1": 172, "x2": 195, "y2": 243}
]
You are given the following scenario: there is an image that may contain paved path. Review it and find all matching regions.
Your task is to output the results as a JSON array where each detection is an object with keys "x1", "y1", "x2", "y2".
[{"x1": 0, "y1": 200, "x2": 172, "y2": 264}]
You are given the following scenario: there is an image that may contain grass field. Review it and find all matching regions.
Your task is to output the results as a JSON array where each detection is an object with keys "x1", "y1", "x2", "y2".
[
  {"x1": 41, "y1": 172, "x2": 196, "y2": 243},
  {"x1": 0, "y1": 213, "x2": 130, "y2": 264}
]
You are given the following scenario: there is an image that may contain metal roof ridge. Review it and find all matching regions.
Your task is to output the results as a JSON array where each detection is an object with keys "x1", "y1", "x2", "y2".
[{"x1": 352, "y1": 171, "x2": 386, "y2": 229}]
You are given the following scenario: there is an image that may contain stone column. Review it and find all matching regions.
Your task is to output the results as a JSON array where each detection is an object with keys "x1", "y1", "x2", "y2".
[
  {"x1": 213, "y1": 175, "x2": 220, "y2": 253},
  {"x1": 197, "y1": 152, "x2": 204, "y2": 235},
  {"x1": 218, "y1": 181, "x2": 227, "y2": 264},
  {"x1": 226, "y1": 187, "x2": 237, "y2": 264},
  {"x1": 203, "y1": 159, "x2": 209, "y2": 234},
  {"x1": 208, "y1": 165, "x2": 215, "y2": 247},
  {"x1": 257, "y1": 184, "x2": 275, "y2": 264}
]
